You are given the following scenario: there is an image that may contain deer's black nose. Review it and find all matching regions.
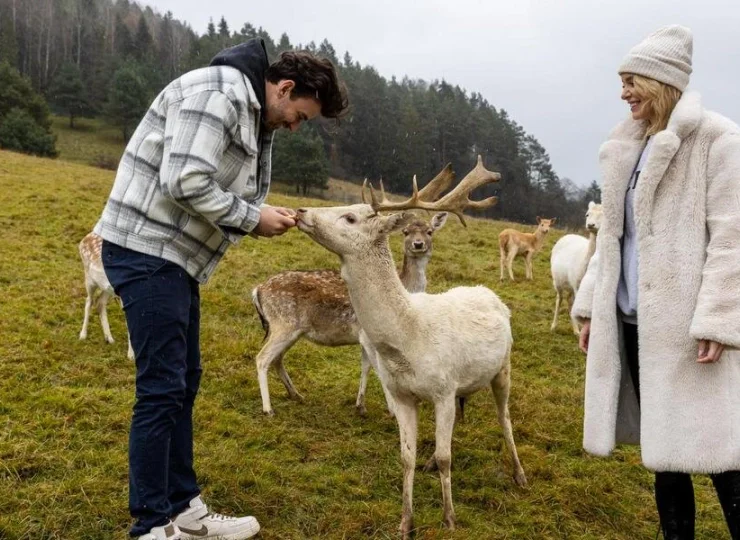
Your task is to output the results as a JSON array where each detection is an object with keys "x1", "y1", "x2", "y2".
[
  {"x1": 413, "y1": 241, "x2": 424, "y2": 249},
  {"x1": 296, "y1": 208, "x2": 307, "y2": 214}
]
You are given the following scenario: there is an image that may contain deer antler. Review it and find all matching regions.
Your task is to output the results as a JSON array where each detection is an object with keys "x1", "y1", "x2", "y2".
[
  {"x1": 361, "y1": 163, "x2": 455, "y2": 207},
  {"x1": 364, "y1": 156, "x2": 499, "y2": 226}
]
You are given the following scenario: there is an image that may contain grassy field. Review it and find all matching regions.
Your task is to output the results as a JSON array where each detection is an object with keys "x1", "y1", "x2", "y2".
[{"x1": 0, "y1": 146, "x2": 729, "y2": 540}]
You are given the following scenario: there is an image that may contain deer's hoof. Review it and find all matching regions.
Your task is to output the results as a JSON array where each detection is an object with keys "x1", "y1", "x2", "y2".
[
  {"x1": 356, "y1": 405, "x2": 368, "y2": 417},
  {"x1": 514, "y1": 470, "x2": 528, "y2": 487},
  {"x1": 443, "y1": 514, "x2": 456, "y2": 530},
  {"x1": 263, "y1": 409, "x2": 275, "y2": 417},
  {"x1": 399, "y1": 516, "x2": 415, "y2": 539}
]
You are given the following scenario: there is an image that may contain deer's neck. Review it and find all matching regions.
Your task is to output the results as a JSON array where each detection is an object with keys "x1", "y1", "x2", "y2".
[
  {"x1": 532, "y1": 229, "x2": 547, "y2": 251},
  {"x1": 575, "y1": 232, "x2": 597, "y2": 289},
  {"x1": 399, "y1": 253, "x2": 429, "y2": 294},
  {"x1": 341, "y1": 242, "x2": 417, "y2": 347}
]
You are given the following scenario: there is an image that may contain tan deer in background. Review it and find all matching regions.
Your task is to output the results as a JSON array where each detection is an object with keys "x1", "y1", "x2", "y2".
[
  {"x1": 78, "y1": 232, "x2": 134, "y2": 360},
  {"x1": 294, "y1": 156, "x2": 526, "y2": 539},
  {"x1": 498, "y1": 216, "x2": 556, "y2": 281}
]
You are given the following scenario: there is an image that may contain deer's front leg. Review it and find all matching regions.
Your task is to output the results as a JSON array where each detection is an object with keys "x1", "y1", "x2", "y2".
[
  {"x1": 434, "y1": 396, "x2": 457, "y2": 530},
  {"x1": 395, "y1": 397, "x2": 418, "y2": 539},
  {"x1": 525, "y1": 252, "x2": 534, "y2": 280}
]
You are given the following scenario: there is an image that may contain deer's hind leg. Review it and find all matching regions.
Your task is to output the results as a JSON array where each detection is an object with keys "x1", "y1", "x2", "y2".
[
  {"x1": 491, "y1": 362, "x2": 526, "y2": 486},
  {"x1": 255, "y1": 328, "x2": 303, "y2": 415}
]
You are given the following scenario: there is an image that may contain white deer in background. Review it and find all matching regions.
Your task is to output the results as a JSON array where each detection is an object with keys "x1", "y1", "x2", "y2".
[
  {"x1": 251, "y1": 210, "x2": 449, "y2": 416},
  {"x1": 78, "y1": 232, "x2": 134, "y2": 360},
  {"x1": 550, "y1": 201, "x2": 604, "y2": 334},
  {"x1": 294, "y1": 157, "x2": 526, "y2": 539}
]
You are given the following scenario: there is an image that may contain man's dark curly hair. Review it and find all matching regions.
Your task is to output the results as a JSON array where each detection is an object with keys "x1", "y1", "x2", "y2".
[{"x1": 266, "y1": 51, "x2": 349, "y2": 121}]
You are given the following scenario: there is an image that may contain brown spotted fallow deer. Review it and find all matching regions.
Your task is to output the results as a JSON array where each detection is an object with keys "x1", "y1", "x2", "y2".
[
  {"x1": 79, "y1": 233, "x2": 134, "y2": 360},
  {"x1": 498, "y1": 216, "x2": 556, "y2": 281},
  {"x1": 294, "y1": 156, "x2": 526, "y2": 539},
  {"x1": 251, "y1": 166, "x2": 455, "y2": 416}
]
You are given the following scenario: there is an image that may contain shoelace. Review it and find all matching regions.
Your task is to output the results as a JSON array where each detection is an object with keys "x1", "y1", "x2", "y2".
[{"x1": 204, "y1": 512, "x2": 237, "y2": 522}]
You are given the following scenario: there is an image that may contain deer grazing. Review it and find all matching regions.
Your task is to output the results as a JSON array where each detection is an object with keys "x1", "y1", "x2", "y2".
[
  {"x1": 79, "y1": 232, "x2": 134, "y2": 360},
  {"x1": 251, "y1": 209, "x2": 449, "y2": 416},
  {"x1": 550, "y1": 201, "x2": 603, "y2": 334},
  {"x1": 294, "y1": 156, "x2": 526, "y2": 538},
  {"x1": 498, "y1": 216, "x2": 556, "y2": 281}
]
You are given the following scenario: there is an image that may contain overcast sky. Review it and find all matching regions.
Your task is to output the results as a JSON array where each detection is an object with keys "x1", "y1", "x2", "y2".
[{"x1": 142, "y1": 0, "x2": 740, "y2": 187}]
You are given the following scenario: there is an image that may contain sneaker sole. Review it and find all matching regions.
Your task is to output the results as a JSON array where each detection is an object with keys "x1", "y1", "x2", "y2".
[{"x1": 180, "y1": 523, "x2": 260, "y2": 540}]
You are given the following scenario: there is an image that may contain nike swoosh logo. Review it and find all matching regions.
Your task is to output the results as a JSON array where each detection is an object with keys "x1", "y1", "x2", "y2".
[{"x1": 179, "y1": 525, "x2": 209, "y2": 537}]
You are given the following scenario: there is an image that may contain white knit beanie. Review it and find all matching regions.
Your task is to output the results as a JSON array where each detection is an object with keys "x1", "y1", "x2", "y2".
[{"x1": 618, "y1": 25, "x2": 693, "y2": 91}]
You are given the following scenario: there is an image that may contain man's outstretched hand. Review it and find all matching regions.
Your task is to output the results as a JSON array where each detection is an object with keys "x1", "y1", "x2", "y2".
[{"x1": 254, "y1": 207, "x2": 297, "y2": 237}]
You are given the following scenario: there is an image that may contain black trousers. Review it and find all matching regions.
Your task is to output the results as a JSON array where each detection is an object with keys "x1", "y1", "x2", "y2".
[{"x1": 622, "y1": 322, "x2": 740, "y2": 540}]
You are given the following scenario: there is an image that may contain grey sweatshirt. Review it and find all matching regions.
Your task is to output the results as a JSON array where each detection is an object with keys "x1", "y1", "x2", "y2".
[{"x1": 618, "y1": 137, "x2": 653, "y2": 324}]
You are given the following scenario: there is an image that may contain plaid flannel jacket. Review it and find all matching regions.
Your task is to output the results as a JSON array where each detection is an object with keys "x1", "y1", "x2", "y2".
[{"x1": 94, "y1": 65, "x2": 273, "y2": 283}]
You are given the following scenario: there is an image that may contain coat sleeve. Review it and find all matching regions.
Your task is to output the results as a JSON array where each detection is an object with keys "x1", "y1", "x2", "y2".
[
  {"x1": 159, "y1": 90, "x2": 262, "y2": 243},
  {"x1": 571, "y1": 240, "x2": 601, "y2": 324},
  {"x1": 689, "y1": 131, "x2": 740, "y2": 348}
]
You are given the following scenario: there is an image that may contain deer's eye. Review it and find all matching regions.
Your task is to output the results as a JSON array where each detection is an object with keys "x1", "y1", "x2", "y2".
[
  {"x1": 343, "y1": 214, "x2": 357, "y2": 224},
  {"x1": 426, "y1": 230, "x2": 433, "y2": 236},
  {"x1": 402, "y1": 229, "x2": 409, "y2": 236}
]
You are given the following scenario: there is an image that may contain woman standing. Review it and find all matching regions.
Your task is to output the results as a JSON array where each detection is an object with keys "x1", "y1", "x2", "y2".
[{"x1": 572, "y1": 25, "x2": 740, "y2": 539}]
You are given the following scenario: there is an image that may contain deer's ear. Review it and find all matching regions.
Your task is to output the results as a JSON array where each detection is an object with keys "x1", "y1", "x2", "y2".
[
  {"x1": 550, "y1": 217, "x2": 557, "y2": 225},
  {"x1": 380, "y1": 212, "x2": 414, "y2": 235},
  {"x1": 588, "y1": 201, "x2": 596, "y2": 210},
  {"x1": 431, "y1": 212, "x2": 448, "y2": 231},
  {"x1": 536, "y1": 216, "x2": 542, "y2": 224}
]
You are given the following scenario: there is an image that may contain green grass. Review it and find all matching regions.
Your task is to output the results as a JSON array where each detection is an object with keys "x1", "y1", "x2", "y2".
[
  {"x1": 51, "y1": 115, "x2": 127, "y2": 169},
  {"x1": 0, "y1": 149, "x2": 729, "y2": 539}
]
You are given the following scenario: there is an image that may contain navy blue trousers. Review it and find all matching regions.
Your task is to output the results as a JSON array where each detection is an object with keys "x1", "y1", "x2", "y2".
[{"x1": 103, "y1": 241, "x2": 202, "y2": 536}]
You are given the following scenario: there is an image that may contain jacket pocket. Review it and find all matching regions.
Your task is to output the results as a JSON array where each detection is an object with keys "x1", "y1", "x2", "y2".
[{"x1": 237, "y1": 123, "x2": 258, "y2": 156}]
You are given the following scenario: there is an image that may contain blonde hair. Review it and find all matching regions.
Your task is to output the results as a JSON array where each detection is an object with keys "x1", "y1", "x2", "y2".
[{"x1": 631, "y1": 74, "x2": 682, "y2": 136}]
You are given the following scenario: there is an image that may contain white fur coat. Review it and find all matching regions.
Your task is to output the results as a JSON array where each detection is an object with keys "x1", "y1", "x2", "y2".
[{"x1": 572, "y1": 91, "x2": 740, "y2": 473}]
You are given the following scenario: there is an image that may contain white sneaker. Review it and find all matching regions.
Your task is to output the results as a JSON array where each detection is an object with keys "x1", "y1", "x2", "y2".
[
  {"x1": 137, "y1": 521, "x2": 182, "y2": 540},
  {"x1": 173, "y1": 496, "x2": 260, "y2": 540}
]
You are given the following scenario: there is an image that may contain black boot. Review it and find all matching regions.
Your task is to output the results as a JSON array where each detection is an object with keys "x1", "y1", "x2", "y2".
[
  {"x1": 711, "y1": 470, "x2": 740, "y2": 539},
  {"x1": 654, "y1": 472, "x2": 695, "y2": 540}
]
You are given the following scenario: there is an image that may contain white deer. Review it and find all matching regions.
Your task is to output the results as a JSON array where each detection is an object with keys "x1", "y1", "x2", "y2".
[
  {"x1": 498, "y1": 217, "x2": 556, "y2": 281},
  {"x1": 294, "y1": 157, "x2": 526, "y2": 538},
  {"x1": 78, "y1": 232, "x2": 134, "y2": 360},
  {"x1": 251, "y1": 210, "x2": 449, "y2": 416},
  {"x1": 550, "y1": 201, "x2": 603, "y2": 334}
]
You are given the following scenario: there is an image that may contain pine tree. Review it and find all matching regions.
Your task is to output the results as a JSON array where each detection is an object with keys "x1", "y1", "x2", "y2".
[
  {"x1": 217, "y1": 16, "x2": 230, "y2": 42},
  {"x1": 0, "y1": 62, "x2": 57, "y2": 156},
  {"x1": 583, "y1": 180, "x2": 602, "y2": 204},
  {"x1": 105, "y1": 62, "x2": 149, "y2": 141},
  {"x1": 114, "y1": 13, "x2": 135, "y2": 59},
  {"x1": 272, "y1": 126, "x2": 330, "y2": 196},
  {"x1": 0, "y1": 61, "x2": 52, "y2": 128},
  {"x1": 133, "y1": 16, "x2": 154, "y2": 61},
  {"x1": 0, "y1": 3, "x2": 18, "y2": 67},
  {"x1": 48, "y1": 62, "x2": 88, "y2": 128}
]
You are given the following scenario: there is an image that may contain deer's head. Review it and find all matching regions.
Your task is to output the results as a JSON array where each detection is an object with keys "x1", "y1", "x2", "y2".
[
  {"x1": 403, "y1": 213, "x2": 448, "y2": 258},
  {"x1": 535, "y1": 216, "x2": 556, "y2": 234},
  {"x1": 295, "y1": 157, "x2": 500, "y2": 257},
  {"x1": 585, "y1": 201, "x2": 603, "y2": 233}
]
